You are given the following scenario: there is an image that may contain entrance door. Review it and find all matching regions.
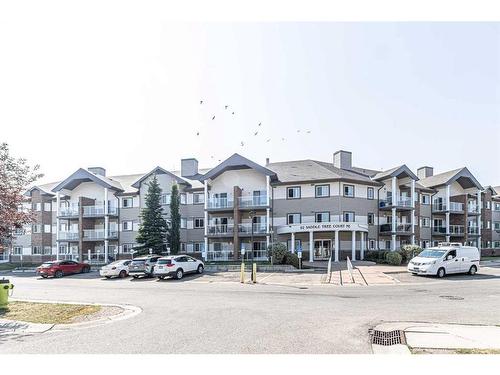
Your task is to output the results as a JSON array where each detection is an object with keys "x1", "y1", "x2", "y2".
[{"x1": 314, "y1": 240, "x2": 331, "y2": 260}]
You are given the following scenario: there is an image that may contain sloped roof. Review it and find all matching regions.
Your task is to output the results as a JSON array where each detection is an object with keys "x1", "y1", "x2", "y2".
[
  {"x1": 24, "y1": 181, "x2": 59, "y2": 197},
  {"x1": 267, "y1": 159, "x2": 380, "y2": 185},
  {"x1": 492, "y1": 186, "x2": 500, "y2": 196},
  {"x1": 51, "y1": 168, "x2": 124, "y2": 192},
  {"x1": 201, "y1": 153, "x2": 277, "y2": 181},
  {"x1": 131, "y1": 166, "x2": 191, "y2": 189},
  {"x1": 373, "y1": 165, "x2": 418, "y2": 181},
  {"x1": 419, "y1": 167, "x2": 483, "y2": 190}
]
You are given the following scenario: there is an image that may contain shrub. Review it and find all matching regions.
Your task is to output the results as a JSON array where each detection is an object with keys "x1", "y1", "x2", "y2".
[
  {"x1": 268, "y1": 242, "x2": 288, "y2": 264},
  {"x1": 284, "y1": 252, "x2": 300, "y2": 269},
  {"x1": 385, "y1": 252, "x2": 402, "y2": 266},
  {"x1": 364, "y1": 251, "x2": 378, "y2": 262},
  {"x1": 399, "y1": 245, "x2": 422, "y2": 264}
]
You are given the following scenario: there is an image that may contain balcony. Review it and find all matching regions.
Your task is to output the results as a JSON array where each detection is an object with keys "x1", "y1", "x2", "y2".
[
  {"x1": 379, "y1": 197, "x2": 413, "y2": 210},
  {"x1": 58, "y1": 207, "x2": 79, "y2": 217},
  {"x1": 238, "y1": 195, "x2": 268, "y2": 208},
  {"x1": 206, "y1": 250, "x2": 234, "y2": 262},
  {"x1": 379, "y1": 223, "x2": 412, "y2": 234},
  {"x1": 82, "y1": 205, "x2": 118, "y2": 217},
  {"x1": 58, "y1": 231, "x2": 79, "y2": 241},
  {"x1": 207, "y1": 224, "x2": 234, "y2": 236},
  {"x1": 432, "y1": 226, "x2": 447, "y2": 235},
  {"x1": 83, "y1": 229, "x2": 105, "y2": 240},
  {"x1": 238, "y1": 223, "x2": 268, "y2": 235},
  {"x1": 467, "y1": 227, "x2": 480, "y2": 235},
  {"x1": 432, "y1": 201, "x2": 464, "y2": 213},
  {"x1": 449, "y1": 225, "x2": 465, "y2": 236},
  {"x1": 207, "y1": 197, "x2": 234, "y2": 210},
  {"x1": 467, "y1": 205, "x2": 480, "y2": 215}
]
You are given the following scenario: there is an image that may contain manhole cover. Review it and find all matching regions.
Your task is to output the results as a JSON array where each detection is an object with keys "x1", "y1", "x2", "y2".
[
  {"x1": 369, "y1": 329, "x2": 406, "y2": 346},
  {"x1": 439, "y1": 295, "x2": 464, "y2": 300}
]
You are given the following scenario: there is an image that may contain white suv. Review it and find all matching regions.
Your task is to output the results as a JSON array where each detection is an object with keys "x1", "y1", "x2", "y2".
[{"x1": 154, "y1": 255, "x2": 204, "y2": 280}]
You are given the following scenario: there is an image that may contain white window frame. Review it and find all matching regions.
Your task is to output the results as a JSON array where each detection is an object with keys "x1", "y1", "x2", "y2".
[
  {"x1": 122, "y1": 197, "x2": 133, "y2": 208},
  {"x1": 343, "y1": 184, "x2": 355, "y2": 198},
  {"x1": 343, "y1": 211, "x2": 355, "y2": 222},
  {"x1": 194, "y1": 217, "x2": 204, "y2": 229},
  {"x1": 315, "y1": 185, "x2": 330, "y2": 198},
  {"x1": 367, "y1": 187, "x2": 374, "y2": 200},
  {"x1": 315, "y1": 212, "x2": 330, "y2": 223}
]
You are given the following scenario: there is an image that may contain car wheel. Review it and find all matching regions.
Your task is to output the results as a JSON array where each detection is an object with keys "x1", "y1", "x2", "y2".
[
  {"x1": 41, "y1": 275, "x2": 48, "y2": 279},
  {"x1": 469, "y1": 265, "x2": 477, "y2": 275},
  {"x1": 158, "y1": 276, "x2": 164, "y2": 280},
  {"x1": 437, "y1": 267, "x2": 446, "y2": 278},
  {"x1": 197, "y1": 265, "x2": 204, "y2": 274},
  {"x1": 132, "y1": 275, "x2": 139, "y2": 279},
  {"x1": 176, "y1": 269, "x2": 184, "y2": 280},
  {"x1": 105, "y1": 276, "x2": 111, "y2": 279},
  {"x1": 119, "y1": 270, "x2": 127, "y2": 278},
  {"x1": 55, "y1": 270, "x2": 63, "y2": 278}
]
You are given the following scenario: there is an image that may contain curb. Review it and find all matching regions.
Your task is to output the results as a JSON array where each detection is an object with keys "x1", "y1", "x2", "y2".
[{"x1": 2, "y1": 298, "x2": 142, "y2": 334}]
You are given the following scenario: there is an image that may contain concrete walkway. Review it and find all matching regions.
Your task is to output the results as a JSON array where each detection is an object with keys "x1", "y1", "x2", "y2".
[{"x1": 373, "y1": 322, "x2": 500, "y2": 354}]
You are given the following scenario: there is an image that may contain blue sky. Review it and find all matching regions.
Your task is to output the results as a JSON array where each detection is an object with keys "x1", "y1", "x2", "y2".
[{"x1": 1, "y1": 17, "x2": 498, "y2": 185}]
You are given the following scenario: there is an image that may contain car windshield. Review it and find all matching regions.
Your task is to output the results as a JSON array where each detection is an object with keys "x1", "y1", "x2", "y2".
[
  {"x1": 419, "y1": 249, "x2": 446, "y2": 258},
  {"x1": 131, "y1": 259, "x2": 146, "y2": 265},
  {"x1": 157, "y1": 259, "x2": 172, "y2": 265}
]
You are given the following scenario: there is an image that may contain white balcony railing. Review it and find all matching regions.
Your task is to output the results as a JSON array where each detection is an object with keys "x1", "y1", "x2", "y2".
[
  {"x1": 467, "y1": 226, "x2": 479, "y2": 235},
  {"x1": 207, "y1": 224, "x2": 234, "y2": 235},
  {"x1": 449, "y1": 202, "x2": 464, "y2": 212},
  {"x1": 238, "y1": 223, "x2": 267, "y2": 234},
  {"x1": 58, "y1": 231, "x2": 80, "y2": 241},
  {"x1": 207, "y1": 197, "x2": 234, "y2": 209},
  {"x1": 238, "y1": 195, "x2": 268, "y2": 208},
  {"x1": 468, "y1": 205, "x2": 480, "y2": 214},
  {"x1": 206, "y1": 250, "x2": 234, "y2": 261},
  {"x1": 379, "y1": 197, "x2": 412, "y2": 208},
  {"x1": 83, "y1": 229, "x2": 105, "y2": 240},
  {"x1": 449, "y1": 225, "x2": 465, "y2": 235},
  {"x1": 380, "y1": 223, "x2": 412, "y2": 233},
  {"x1": 432, "y1": 226, "x2": 447, "y2": 234},
  {"x1": 59, "y1": 207, "x2": 79, "y2": 216}
]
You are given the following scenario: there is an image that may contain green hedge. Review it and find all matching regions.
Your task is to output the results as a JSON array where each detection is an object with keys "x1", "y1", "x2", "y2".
[{"x1": 385, "y1": 252, "x2": 402, "y2": 266}]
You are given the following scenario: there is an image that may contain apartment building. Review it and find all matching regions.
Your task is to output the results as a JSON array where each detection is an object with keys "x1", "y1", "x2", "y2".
[{"x1": 6, "y1": 150, "x2": 500, "y2": 264}]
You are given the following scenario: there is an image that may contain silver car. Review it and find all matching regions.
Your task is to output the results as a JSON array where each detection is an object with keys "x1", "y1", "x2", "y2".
[{"x1": 128, "y1": 255, "x2": 162, "y2": 278}]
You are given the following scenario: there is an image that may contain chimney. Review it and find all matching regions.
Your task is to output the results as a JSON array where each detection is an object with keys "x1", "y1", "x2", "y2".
[
  {"x1": 417, "y1": 166, "x2": 433, "y2": 179},
  {"x1": 265, "y1": 158, "x2": 270, "y2": 165},
  {"x1": 88, "y1": 167, "x2": 106, "y2": 176},
  {"x1": 181, "y1": 158, "x2": 198, "y2": 177},
  {"x1": 333, "y1": 150, "x2": 352, "y2": 170}
]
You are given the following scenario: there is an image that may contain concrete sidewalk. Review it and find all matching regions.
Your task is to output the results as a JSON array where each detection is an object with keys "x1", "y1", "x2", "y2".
[{"x1": 373, "y1": 322, "x2": 500, "y2": 354}]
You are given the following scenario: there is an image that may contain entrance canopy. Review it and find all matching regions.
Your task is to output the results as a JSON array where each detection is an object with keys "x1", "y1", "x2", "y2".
[{"x1": 277, "y1": 222, "x2": 368, "y2": 235}]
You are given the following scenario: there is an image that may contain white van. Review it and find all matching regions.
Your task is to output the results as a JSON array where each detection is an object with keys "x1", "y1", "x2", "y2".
[{"x1": 407, "y1": 243, "x2": 480, "y2": 278}]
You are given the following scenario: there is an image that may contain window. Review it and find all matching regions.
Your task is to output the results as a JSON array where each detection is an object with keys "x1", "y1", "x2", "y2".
[
  {"x1": 343, "y1": 184, "x2": 354, "y2": 198},
  {"x1": 181, "y1": 243, "x2": 186, "y2": 252},
  {"x1": 181, "y1": 218, "x2": 187, "y2": 229},
  {"x1": 315, "y1": 212, "x2": 330, "y2": 223},
  {"x1": 367, "y1": 187, "x2": 374, "y2": 200},
  {"x1": 421, "y1": 194, "x2": 430, "y2": 205},
  {"x1": 33, "y1": 224, "x2": 41, "y2": 233},
  {"x1": 287, "y1": 213, "x2": 301, "y2": 225},
  {"x1": 495, "y1": 203, "x2": 500, "y2": 211},
  {"x1": 122, "y1": 221, "x2": 133, "y2": 231},
  {"x1": 315, "y1": 185, "x2": 330, "y2": 198},
  {"x1": 58, "y1": 245, "x2": 69, "y2": 254},
  {"x1": 194, "y1": 242, "x2": 205, "y2": 252},
  {"x1": 367, "y1": 213, "x2": 374, "y2": 225},
  {"x1": 122, "y1": 243, "x2": 135, "y2": 253},
  {"x1": 33, "y1": 202, "x2": 42, "y2": 211},
  {"x1": 422, "y1": 217, "x2": 430, "y2": 228},
  {"x1": 43, "y1": 246, "x2": 52, "y2": 255},
  {"x1": 287, "y1": 239, "x2": 302, "y2": 252},
  {"x1": 13, "y1": 246, "x2": 22, "y2": 255},
  {"x1": 486, "y1": 201, "x2": 491, "y2": 210},
  {"x1": 193, "y1": 193, "x2": 204, "y2": 204},
  {"x1": 368, "y1": 240, "x2": 375, "y2": 250},
  {"x1": 494, "y1": 222, "x2": 500, "y2": 231},
  {"x1": 160, "y1": 194, "x2": 171, "y2": 205},
  {"x1": 287, "y1": 186, "x2": 301, "y2": 199},
  {"x1": 343, "y1": 211, "x2": 355, "y2": 222},
  {"x1": 44, "y1": 224, "x2": 51, "y2": 233},
  {"x1": 32, "y1": 246, "x2": 43, "y2": 255},
  {"x1": 44, "y1": 202, "x2": 51, "y2": 211},
  {"x1": 194, "y1": 218, "x2": 204, "y2": 229},
  {"x1": 180, "y1": 194, "x2": 187, "y2": 205},
  {"x1": 385, "y1": 240, "x2": 391, "y2": 250},
  {"x1": 494, "y1": 241, "x2": 500, "y2": 249},
  {"x1": 122, "y1": 197, "x2": 133, "y2": 208}
]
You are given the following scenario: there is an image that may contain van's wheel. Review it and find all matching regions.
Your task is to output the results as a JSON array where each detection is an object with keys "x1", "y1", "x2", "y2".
[
  {"x1": 176, "y1": 269, "x2": 184, "y2": 280},
  {"x1": 197, "y1": 265, "x2": 204, "y2": 274},
  {"x1": 437, "y1": 267, "x2": 446, "y2": 278},
  {"x1": 55, "y1": 270, "x2": 63, "y2": 278},
  {"x1": 469, "y1": 265, "x2": 477, "y2": 275},
  {"x1": 119, "y1": 270, "x2": 127, "y2": 278}
]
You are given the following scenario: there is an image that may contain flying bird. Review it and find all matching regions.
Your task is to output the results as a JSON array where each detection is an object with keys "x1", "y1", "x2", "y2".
[
  {"x1": 200, "y1": 100, "x2": 203, "y2": 104},
  {"x1": 212, "y1": 116, "x2": 215, "y2": 120},
  {"x1": 196, "y1": 131, "x2": 200, "y2": 136},
  {"x1": 232, "y1": 112, "x2": 235, "y2": 115},
  {"x1": 258, "y1": 122, "x2": 262, "y2": 126},
  {"x1": 240, "y1": 141, "x2": 245, "y2": 147},
  {"x1": 254, "y1": 131, "x2": 258, "y2": 136},
  {"x1": 225, "y1": 105, "x2": 229, "y2": 110},
  {"x1": 306, "y1": 130, "x2": 311, "y2": 133},
  {"x1": 266, "y1": 139, "x2": 271, "y2": 143},
  {"x1": 297, "y1": 130, "x2": 301, "y2": 133},
  {"x1": 281, "y1": 137, "x2": 285, "y2": 141}
]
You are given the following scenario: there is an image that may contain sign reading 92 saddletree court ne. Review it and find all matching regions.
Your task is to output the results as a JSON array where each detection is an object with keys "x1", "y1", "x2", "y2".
[{"x1": 276, "y1": 222, "x2": 369, "y2": 234}]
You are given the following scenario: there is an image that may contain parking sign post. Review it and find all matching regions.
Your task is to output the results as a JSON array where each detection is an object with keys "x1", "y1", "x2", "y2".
[{"x1": 240, "y1": 244, "x2": 246, "y2": 283}]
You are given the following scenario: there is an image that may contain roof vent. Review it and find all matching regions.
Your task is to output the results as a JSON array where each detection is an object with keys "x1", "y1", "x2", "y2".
[
  {"x1": 88, "y1": 167, "x2": 106, "y2": 176},
  {"x1": 417, "y1": 166, "x2": 433, "y2": 179},
  {"x1": 181, "y1": 158, "x2": 198, "y2": 177},
  {"x1": 333, "y1": 150, "x2": 352, "y2": 170}
]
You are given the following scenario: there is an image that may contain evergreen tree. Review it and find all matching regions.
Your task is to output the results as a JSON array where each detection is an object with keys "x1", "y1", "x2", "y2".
[
  {"x1": 136, "y1": 175, "x2": 168, "y2": 253},
  {"x1": 168, "y1": 183, "x2": 181, "y2": 254}
]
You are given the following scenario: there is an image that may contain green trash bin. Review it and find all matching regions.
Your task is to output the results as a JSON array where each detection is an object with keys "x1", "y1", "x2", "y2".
[{"x1": 0, "y1": 278, "x2": 14, "y2": 308}]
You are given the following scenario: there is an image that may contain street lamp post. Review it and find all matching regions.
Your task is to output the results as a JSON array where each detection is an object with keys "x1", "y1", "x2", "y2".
[{"x1": 249, "y1": 210, "x2": 256, "y2": 283}]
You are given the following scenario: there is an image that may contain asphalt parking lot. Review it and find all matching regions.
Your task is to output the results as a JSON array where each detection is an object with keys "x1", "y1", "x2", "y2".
[{"x1": 1, "y1": 265, "x2": 500, "y2": 354}]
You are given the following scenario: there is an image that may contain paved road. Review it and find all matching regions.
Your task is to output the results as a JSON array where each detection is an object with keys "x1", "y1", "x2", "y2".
[{"x1": 1, "y1": 267, "x2": 500, "y2": 354}]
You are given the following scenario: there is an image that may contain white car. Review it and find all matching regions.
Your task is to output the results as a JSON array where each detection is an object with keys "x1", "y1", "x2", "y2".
[
  {"x1": 154, "y1": 255, "x2": 204, "y2": 280},
  {"x1": 407, "y1": 243, "x2": 480, "y2": 278},
  {"x1": 100, "y1": 260, "x2": 132, "y2": 279}
]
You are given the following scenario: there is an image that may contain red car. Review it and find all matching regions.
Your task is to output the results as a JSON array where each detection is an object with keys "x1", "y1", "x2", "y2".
[{"x1": 37, "y1": 260, "x2": 91, "y2": 278}]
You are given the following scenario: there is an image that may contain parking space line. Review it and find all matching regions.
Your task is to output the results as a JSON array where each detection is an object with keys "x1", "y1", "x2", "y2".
[{"x1": 258, "y1": 273, "x2": 275, "y2": 282}]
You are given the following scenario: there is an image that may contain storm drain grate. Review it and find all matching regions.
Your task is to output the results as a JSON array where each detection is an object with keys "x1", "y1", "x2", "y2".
[
  {"x1": 369, "y1": 329, "x2": 406, "y2": 346},
  {"x1": 439, "y1": 295, "x2": 464, "y2": 300}
]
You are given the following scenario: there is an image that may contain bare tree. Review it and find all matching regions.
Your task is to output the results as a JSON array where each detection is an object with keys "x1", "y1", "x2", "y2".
[{"x1": 0, "y1": 142, "x2": 43, "y2": 245}]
